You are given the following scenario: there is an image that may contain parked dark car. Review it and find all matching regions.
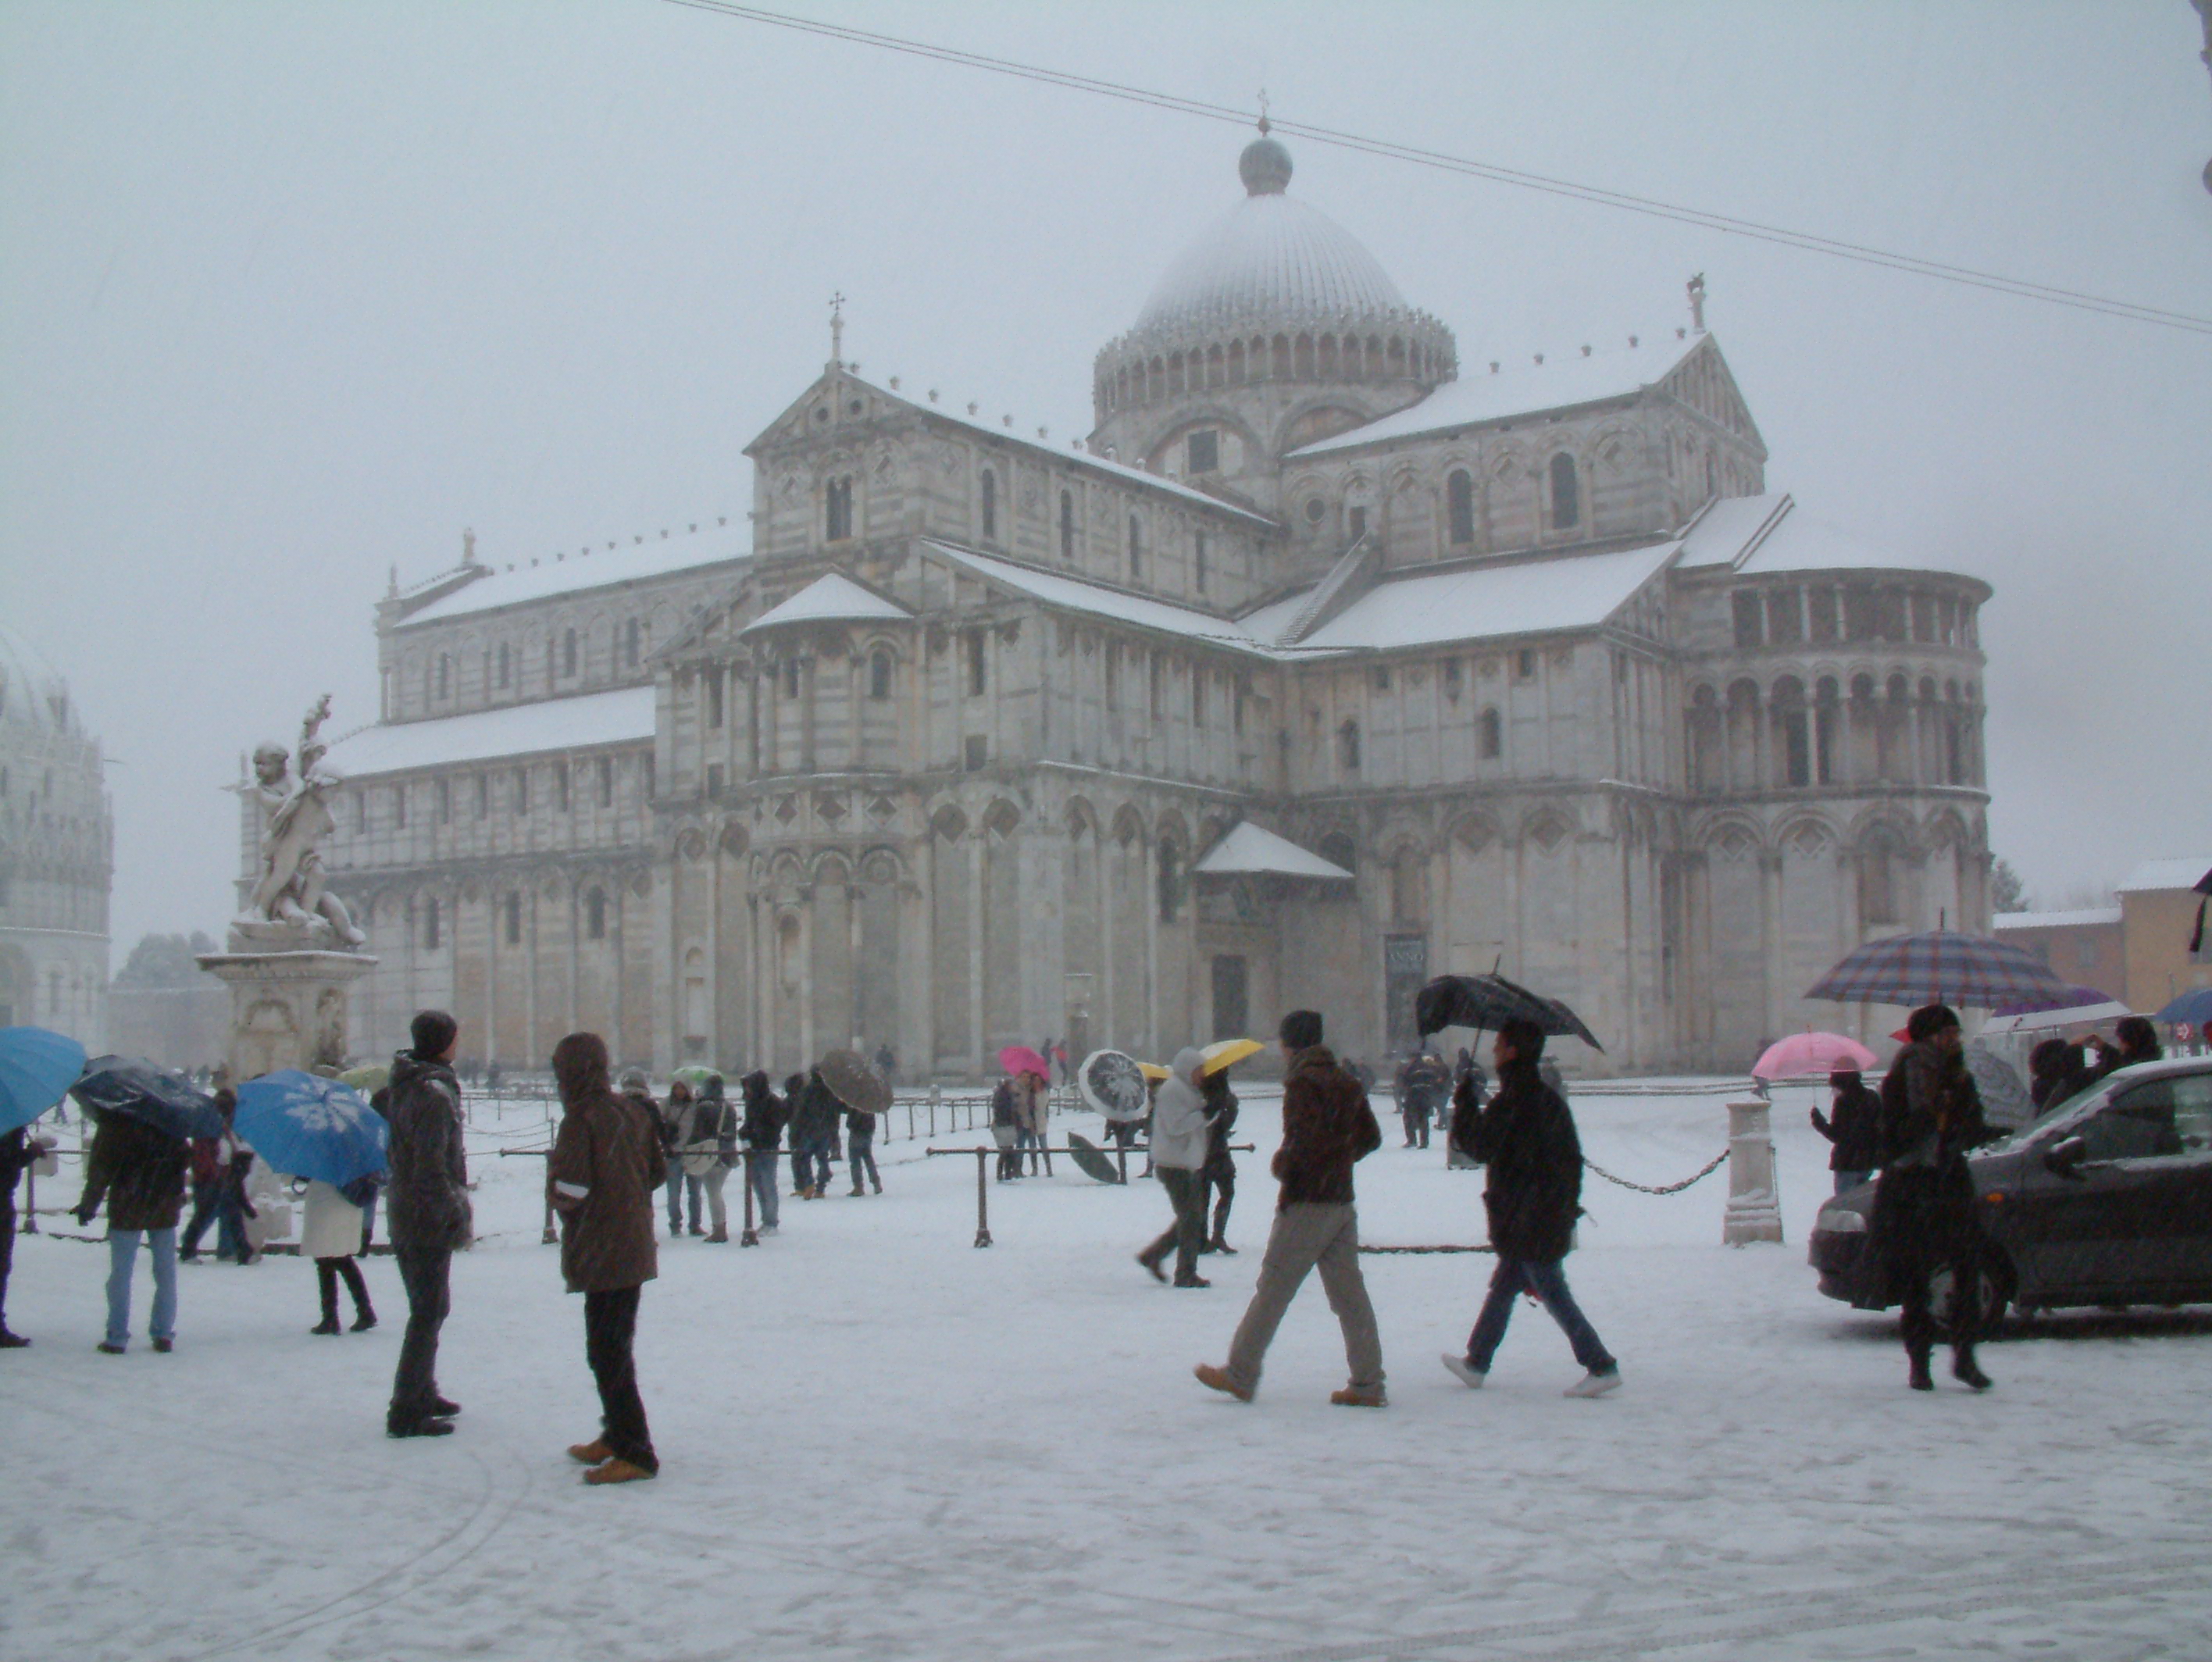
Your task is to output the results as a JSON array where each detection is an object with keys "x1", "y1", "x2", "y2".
[{"x1": 1809, "y1": 1057, "x2": 2212, "y2": 1324}]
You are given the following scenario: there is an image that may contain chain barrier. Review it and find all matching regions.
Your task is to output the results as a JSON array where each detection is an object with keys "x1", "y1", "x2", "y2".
[{"x1": 1580, "y1": 1148, "x2": 1730, "y2": 1195}]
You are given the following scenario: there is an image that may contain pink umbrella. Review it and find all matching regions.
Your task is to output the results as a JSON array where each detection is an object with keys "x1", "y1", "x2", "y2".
[
  {"x1": 1753, "y1": 1032, "x2": 1878, "y2": 1081},
  {"x1": 997, "y1": 1044, "x2": 1050, "y2": 1080}
]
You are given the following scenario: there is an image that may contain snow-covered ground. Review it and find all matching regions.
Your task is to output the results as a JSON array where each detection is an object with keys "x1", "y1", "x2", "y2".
[{"x1": 5, "y1": 1080, "x2": 2209, "y2": 1661}]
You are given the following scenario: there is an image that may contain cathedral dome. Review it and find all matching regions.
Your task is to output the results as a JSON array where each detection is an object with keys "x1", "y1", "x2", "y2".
[{"x1": 1131, "y1": 140, "x2": 1415, "y2": 340}]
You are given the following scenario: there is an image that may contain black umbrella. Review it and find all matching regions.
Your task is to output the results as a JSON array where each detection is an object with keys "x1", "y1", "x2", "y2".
[
  {"x1": 70, "y1": 1056, "x2": 223, "y2": 1141},
  {"x1": 1415, "y1": 974, "x2": 1604, "y2": 1051}
]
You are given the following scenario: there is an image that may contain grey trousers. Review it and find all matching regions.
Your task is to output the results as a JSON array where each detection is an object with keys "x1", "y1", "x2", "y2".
[{"x1": 1225, "y1": 1202, "x2": 1384, "y2": 1395}]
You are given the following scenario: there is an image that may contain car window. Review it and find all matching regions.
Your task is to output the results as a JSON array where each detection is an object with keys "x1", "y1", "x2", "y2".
[
  {"x1": 2155, "y1": 1075, "x2": 2212, "y2": 1154},
  {"x1": 2081, "y1": 1082, "x2": 2187, "y2": 1161}
]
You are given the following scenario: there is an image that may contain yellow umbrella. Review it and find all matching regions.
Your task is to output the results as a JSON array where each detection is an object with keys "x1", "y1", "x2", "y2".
[
  {"x1": 1136, "y1": 1061, "x2": 1172, "y2": 1082},
  {"x1": 1199, "y1": 1038, "x2": 1263, "y2": 1076},
  {"x1": 338, "y1": 1064, "x2": 389, "y2": 1095}
]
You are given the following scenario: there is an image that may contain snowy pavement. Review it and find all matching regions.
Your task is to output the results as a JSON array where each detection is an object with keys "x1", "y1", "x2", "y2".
[{"x1": 4, "y1": 1082, "x2": 2209, "y2": 1661}]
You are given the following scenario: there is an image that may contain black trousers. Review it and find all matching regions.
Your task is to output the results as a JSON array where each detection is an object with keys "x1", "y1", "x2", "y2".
[
  {"x1": 0, "y1": 1195, "x2": 16, "y2": 1326},
  {"x1": 584, "y1": 1286, "x2": 656, "y2": 1472},
  {"x1": 389, "y1": 1243, "x2": 451, "y2": 1419},
  {"x1": 316, "y1": 1256, "x2": 371, "y2": 1324},
  {"x1": 1140, "y1": 1168, "x2": 1208, "y2": 1282},
  {"x1": 1201, "y1": 1168, "x2": 1235, "y2": 1241}
]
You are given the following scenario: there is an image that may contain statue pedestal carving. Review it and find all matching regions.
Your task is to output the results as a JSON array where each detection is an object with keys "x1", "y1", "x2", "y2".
[{"x1": 196, "y1": 947, "x2": 378, "y2": 1081}]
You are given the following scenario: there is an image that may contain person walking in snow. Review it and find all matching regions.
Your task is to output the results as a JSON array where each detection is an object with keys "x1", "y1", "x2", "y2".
[
  {"x1": 738, "y1": 1071, "x2": 786, "y2": 1232},
  {"x1": 73, "y1": 1108, "x2": 191, "y2": 1354},
  {"x1": 1195, "y1": 1010, "x2": 1386, "y2": 1407},
  {"x1": 0, "y1": 1122, "x2": 56, "y2": 1346},
  {"x1": 1136, "y1": 1048, "x2": 1215, "y2": 1288},
  {"x1": 845, "y1": 1103, "x2": 881, "y2": 1196},
  {"x1": 787, "y1": 1069, "x2": 840, "y2": 1200},
  {"x1": 179, "y1": 1090, "x2": 252, "y2": 1263},
  {"x1": 302, "y1": 1174, "x2": 377, "y2": 1335},
  {"x1": 990, "y1": 1075, "x2": 1022, "y2": 1182},
  {"x1": 384, "y1": 1009, "x2": 473, "y2": 1439},
  {"x1": 660, "y1": 1079, "x2": 701, "y2": 1236},
  {"x1": 1811, "y1": 1068, "x2": 1882, "y2": 1194},
  {"x1": 1874, "y1": 1004, "x2": 1997, "y2": 1393},
  {"x1": 1443, "y1": 1018, "x2": 1619, "y2": 1398},
  {"x1": 1395, "y1": 1049, "x2": 1450, "y2": 1150},
  {"x1": 1196, "y1": 1065, "x2": 1240, "y2": 1256},
  {"x1": 683, "y1": 1075, "x2": 738, "y2": 1242},
  {"x1": 548, "y1": 1031, "x2": 663, "y2": 1485}
]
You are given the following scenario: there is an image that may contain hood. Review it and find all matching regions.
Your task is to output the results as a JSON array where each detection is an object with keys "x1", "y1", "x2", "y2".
[
  {"x1": 741, "y1": 1070, "x2": 772, "y2": 1104},
  {"x1": 388, "y1": 1049, "x2": 455, "y2": 1093},
  {"x1": 1155, "y1": 1047, "x2": 1209, "y2": 1125},
  {"x1": 1287, "y1": 1043, "x2": 1341, "y2": 1080},
  {"x1": 552, "y1": 1032, "x2": 612, "y2": 1106}
]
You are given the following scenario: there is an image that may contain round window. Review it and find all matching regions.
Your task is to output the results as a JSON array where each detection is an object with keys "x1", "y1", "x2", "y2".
[{"x1": 1304, "y1": 498, "x2": 1326, "y2": 525}]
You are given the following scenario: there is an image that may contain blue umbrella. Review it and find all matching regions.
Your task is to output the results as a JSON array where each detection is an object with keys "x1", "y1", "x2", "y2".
[
  {"x1": 2152, "y1": 987, "x2": 2212, "y2": 1029},
  {"x1": 71, "y1": 1056, "x2": 222, "y2": 1140},
  {"x1": 0, "y1": 1026, "x2": 87, "y2": 1136},
  {"x1": 232, "y1": 1069, "x2": 387, "y2": 1189}
]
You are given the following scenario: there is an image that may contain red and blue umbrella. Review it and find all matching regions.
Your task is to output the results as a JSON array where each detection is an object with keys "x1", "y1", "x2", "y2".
[
  {"x1": 1806, "y1": 929, "x2": 2069, "y2": 1008},
  {"x1": 0, "y1": 1025, "x2": 87, "y2": 1136}
]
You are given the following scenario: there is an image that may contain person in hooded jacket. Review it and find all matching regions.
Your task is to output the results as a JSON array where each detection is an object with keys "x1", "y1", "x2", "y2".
[
  {"x1": 660, "y1": 1079, "x2": 701, "y2": 1237},
  {"x1": 788, "y1": 1069, "x2": 840, "y2": 1199},
  {"x1": 1811, "y1": 1068, "x2": 1882, "y2": 1193},
  {"x1": 1874, "y1": 1004, "x2": 1996, "y2": 1393},
  {"x1": 683, "y1": 1075, "x2": 738, "y2": 1242},
  {"x1": 1196, "y1": 1010, "x2": 1386, "y2": 1407},
  {"x1": 738, "y1": 1071, "x2": 786, "y2": 1232},
  {"x1": 74, "y1": 1110, "x2": 191, "y2": 1354},
  {"x1": 990, "y1": 1076, "x2": 1022, "y2": 1181},
  {"x1": 1, "y1": 1122, "x2": 57, "y2": 1346},
  {"x1": 1444, "y1": 1018, "x2": 1619, "y2": 1397},
  {"x1": 548, "y1": 1031, "x2": 664, "y2": 1485},
  {"x1": 1136, "y1": 1048, "x2": 1215, "y2": 1288},
  {"x1": 384, "y1": 1009, "x2": 473, "y2": 1438},
  {"x1": 1196, "y1": 1066, "x2": 1239, "y2": 1256}
]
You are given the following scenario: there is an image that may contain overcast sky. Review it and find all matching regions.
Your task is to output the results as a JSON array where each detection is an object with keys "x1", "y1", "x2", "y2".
[{"x1": 3, "y1": 0, "x2": 2208, "y2": 961}]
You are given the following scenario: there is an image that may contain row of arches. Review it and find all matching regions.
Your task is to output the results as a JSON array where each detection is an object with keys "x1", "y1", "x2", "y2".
[
  {"x1": 1097, "y1": 324, "x2": 1454, "y2": 413},
  {"x1": 1687, "y1": 672, "x2": 1984, "y2": 794}
]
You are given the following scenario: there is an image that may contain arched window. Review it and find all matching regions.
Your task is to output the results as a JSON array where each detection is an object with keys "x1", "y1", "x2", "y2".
[
  {"x1": 1478, "y1": 707, "x2": 1502, "y2": 759},
  {"x1": 586, "y1": 888, "x2": 606, "y2": 940},
  {"x1": 1447, "y1": 469, "x2": 1475, "y2": 546},
  {"x1": 562, "y1": 628, "x2": 577, "y2": 677},
  {"x1": 706, "y1": 669, "x2": 724, "y2": 729},
  {"x1": 869, "y1": 647, "x2": 894, "y2": 701},
  {"x1": 825, "y1": 476, "x2": 853, "y2": 542},
  {"x1": 1319, "y1": 832, "x2": 1358, "y2": 873},
  {"x1": 1059, "y1": 490, "x2": 1075, "y2": 559},
  {"x1": 1193, "y1": 532, "x2": 1208, "y2": 594},
  {"x1": 1157, "y1": 841, "x2": 1182, "y2": 923},
  {"x1": 979, "y1": 469, "x2": 997, "y2": 541},
  {"x1": 437, "y1": 654, "x2": 451, "y2": 701},
  {"x1": 496, "y1": 642, "x2": 511, "y2": 688},
  {"x1": 1549, "y1": 451, "x2": 1580, "y2": 530},
  {"x1": 1128, "y1": 514, "x2": 1143, "y2": 579},
  {"x1": 966, "y1": 630, "x2": 987, "y2": 697},
  {"x1": 1338, "y1": 719, "x2": 1361, "y2": 772},
  {"x1": 625, "y1": 618, "x2": 641, "y2": 668},
  {"x1": 504, "y1": 892, "x2": 523, "y2": 946},
  {"x1": 422, "y1": 897, "x2": 441, "y2": 951}
]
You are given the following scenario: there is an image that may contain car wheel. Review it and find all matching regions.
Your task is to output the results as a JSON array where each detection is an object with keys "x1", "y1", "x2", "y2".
[{"x1": 1931, "y1": 1254, "x2": 2015, "y2": 1339}]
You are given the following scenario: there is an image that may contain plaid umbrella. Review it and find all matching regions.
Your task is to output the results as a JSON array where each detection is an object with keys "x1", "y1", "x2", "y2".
[{"x1": 1805, "y1": 929, "x2": 2070, "y2": 1008}]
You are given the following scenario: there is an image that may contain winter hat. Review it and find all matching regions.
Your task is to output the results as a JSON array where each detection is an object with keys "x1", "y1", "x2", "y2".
[
  {"x1": 551, "y1": 1031, "x2": 611, "y2": 1104},
  {"x1": 1905, "y1": 1004, "x2": 1960, "y2": 1043},
  {"x1": 1279, "y1": 1009, "x2": 1324, "y2": 1050},
  {"x1": 410, "y1": 1009, "x2": 458, "y2": 1060},
  {"x1": 616, "y1": 1067, "x2": 651, "y2": 1093}
]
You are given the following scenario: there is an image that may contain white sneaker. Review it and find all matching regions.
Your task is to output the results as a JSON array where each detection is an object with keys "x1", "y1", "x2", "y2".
[
  {"x1": 1440, "y1": 1353, "x2": 1486, "y2": 1389},
  {"x1": 1564, "y1": 1369, "x2": 1621, "y2": 1398}
]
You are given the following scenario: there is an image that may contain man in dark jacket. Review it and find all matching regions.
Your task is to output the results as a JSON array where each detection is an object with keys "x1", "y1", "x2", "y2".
[
  {"x1": 1196, "y1": 1010, "x2": 1386, "y2": 1407},
  {"x1": 549, "y1": 1031, "x2": 664, "y2": 1485},
  {"x1": 74, "y1": 1111, "x2": 191, "y2": 1354},
  {"x1": 1874, "y1": 1004, "x2": 1996, "y2": 1393},
  {"x1": 384, "y1": 1010, "x2": 473, "y2": 1438},
  {"x1": 1444, "y1": 1018, "x2": 1619, "y2": 1397},
  {"x1": 738, "y1": 1071, "x2": 786, "y2": 1232},
  {"x1": 2, "y1": 1122, "x2": 57, "y2": 1346},
  {"x1": 1811, "y1": 1068, "x2": 1882, "y2": 1193},
  {"x1": 787, "y1": 1069, "x2": 840, "y2": 1200},
  {"x1": 1395, "y1": 1050, "x2": 1450, "y2": 1149}
]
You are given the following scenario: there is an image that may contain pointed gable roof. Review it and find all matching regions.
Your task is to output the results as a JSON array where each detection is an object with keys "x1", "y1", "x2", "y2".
[
  {"x1": 1194, "y1": 822, "x2": 1354, "y2": 880},
  {"x1": 740, "y1": 572, "x2": 910, "y2": 635}
]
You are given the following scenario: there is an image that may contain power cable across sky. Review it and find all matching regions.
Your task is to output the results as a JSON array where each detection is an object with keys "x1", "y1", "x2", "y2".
[{"x1": 663, "y1": 0, "x2": 2212, "y2": 337}]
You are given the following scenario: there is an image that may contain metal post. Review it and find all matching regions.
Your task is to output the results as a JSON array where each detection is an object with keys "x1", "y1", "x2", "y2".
[
  {"x1": 1113, "y1": 1136, "x2": 1128, "y2": 1186},
  {"x1": 541, "y1": 1186, "x2": 558, "y2": 1246},
  {"x1": 1723, "y1": 1097, "x2": 1784, "y2": 1245},
  {"x1": 973, "y1": 1147, "x2": 993, "y2": 1248},
  {"x1": 739, "y1": 1150, "x2": 759, "y2": 1246}
]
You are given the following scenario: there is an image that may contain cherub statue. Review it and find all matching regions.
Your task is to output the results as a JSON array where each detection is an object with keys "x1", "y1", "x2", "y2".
[{"x1": 236, "y1": 694, "x2": 364, "y2": 947}]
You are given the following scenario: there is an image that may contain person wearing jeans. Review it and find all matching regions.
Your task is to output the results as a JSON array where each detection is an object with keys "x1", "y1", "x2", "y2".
[
  {"x1": 384, "y1": 1011, "x2": 473, "y2": 1438},
  {"x1": 845, "y1": 1107, "x2": 880, "y2": 1195},
  {"x1": 1196, "y1": 1011, "x2": 1386, "y2": 1406},
  {"x1": 549, "y1": 1030, "x2": 663, "y2": 1485},
  {"x1": 660, "y1": 1079, "x2": 701, "y2": 1235},
  {"x1": 1443, "y1": 1018, "x2": 1620, "y2": 1397},
  {"x1": 738, "y1": 1072, "x2": 785, "y2": 1232},
  {"x1": 74, "y1": 1110, "x2": 190, "y2": 1353}
]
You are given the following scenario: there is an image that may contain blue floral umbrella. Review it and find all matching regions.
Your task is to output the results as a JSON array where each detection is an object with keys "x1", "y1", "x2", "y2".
[
  {"x1": 72, "y1": 1056, "x2": 223, "y2": 1140},
  {"x1": 233, "y1": 1070, "x2": 387, "y2": 1189},
  {"x1": 0, "y1": 1026, "x2": 87, "y2": 1136}
]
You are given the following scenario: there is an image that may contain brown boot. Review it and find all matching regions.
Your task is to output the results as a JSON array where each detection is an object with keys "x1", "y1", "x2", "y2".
[
  {"x1": 567, "y1": 1439, "x2": 614, "y2": 1465},
  {"x1": 705, "y1": 1228, "x2": 729, "y2": 1243},
  {"x1": 1193, "y1": 1363, "x2": 1252, "y2": 1402},
  {"x1": 583, "y1": 1457, "x2": 656, "y2": 1485},
  {"x1": 1329, "y1": 1387, "x2": 1387, "y2": 1407}
]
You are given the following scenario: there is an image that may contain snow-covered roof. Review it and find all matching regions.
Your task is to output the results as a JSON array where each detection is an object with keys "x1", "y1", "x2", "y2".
[
  {"x1": 1672, "y1": 494, "x2": 1794, "y2": 569},
  {"x1": 400, "y1": 524, "x2": 749, "y2": 627},
  {"x1": 1738, "y1": 508, "x2": 1932, "y2": 576},
  {"x1": 844, "y1": 376, "x2": 1277, "y2": 530},
  {"x1": 1132, "y1": 187, "x2": 1415, "y2": 340},
  {"x1": 1993, "y1": 908, "x2": 2122, "y2": 931},
  {"x1": 2117, "y1": 858, "x2": 2212, "y2": 895},
  {"x1": 741, "y1": 572, "x2": 910, "y2": 635},
  {"x1": 1292, "y1": 541, "x2": 1677, "y2": 651},
  {"x1": 321, "y1": 687, "x2": 655, "y2": 777},
  {"x1": 1194, "y1": 822, "x2": 1354, "y2": 881},
  {"x1": 1288, "y1": 333, "x2": 1702, "y2": 457},
  {"x1": 924, "y1": 543, "x2": 1265, "y2": 652}
]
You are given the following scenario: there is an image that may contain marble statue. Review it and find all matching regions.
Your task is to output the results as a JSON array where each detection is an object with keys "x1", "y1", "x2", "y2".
[{"x1": 233, "y1": 694, "x2": 364, "y2": 950}]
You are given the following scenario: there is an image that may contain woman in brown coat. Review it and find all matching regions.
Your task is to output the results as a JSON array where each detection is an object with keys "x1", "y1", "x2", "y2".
[{"x1": 548, "y1": 1032, "x2": 665, "y2": 1484}]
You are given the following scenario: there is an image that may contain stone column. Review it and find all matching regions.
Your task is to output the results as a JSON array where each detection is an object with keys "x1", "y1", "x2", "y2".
[{"x1": 1723, "y1": 1097, "x2": 1784, "y2": 1245}]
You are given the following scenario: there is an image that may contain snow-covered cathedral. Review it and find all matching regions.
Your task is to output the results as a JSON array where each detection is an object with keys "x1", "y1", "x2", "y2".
[{"x1": 313, "y1": 130, "x2": 1993, "y2": 1078}]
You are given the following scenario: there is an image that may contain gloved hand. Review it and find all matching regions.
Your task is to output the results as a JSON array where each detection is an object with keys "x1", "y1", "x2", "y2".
[{"x1": 73, "y1": 1204, "x2": 97, "y2": 1226}]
